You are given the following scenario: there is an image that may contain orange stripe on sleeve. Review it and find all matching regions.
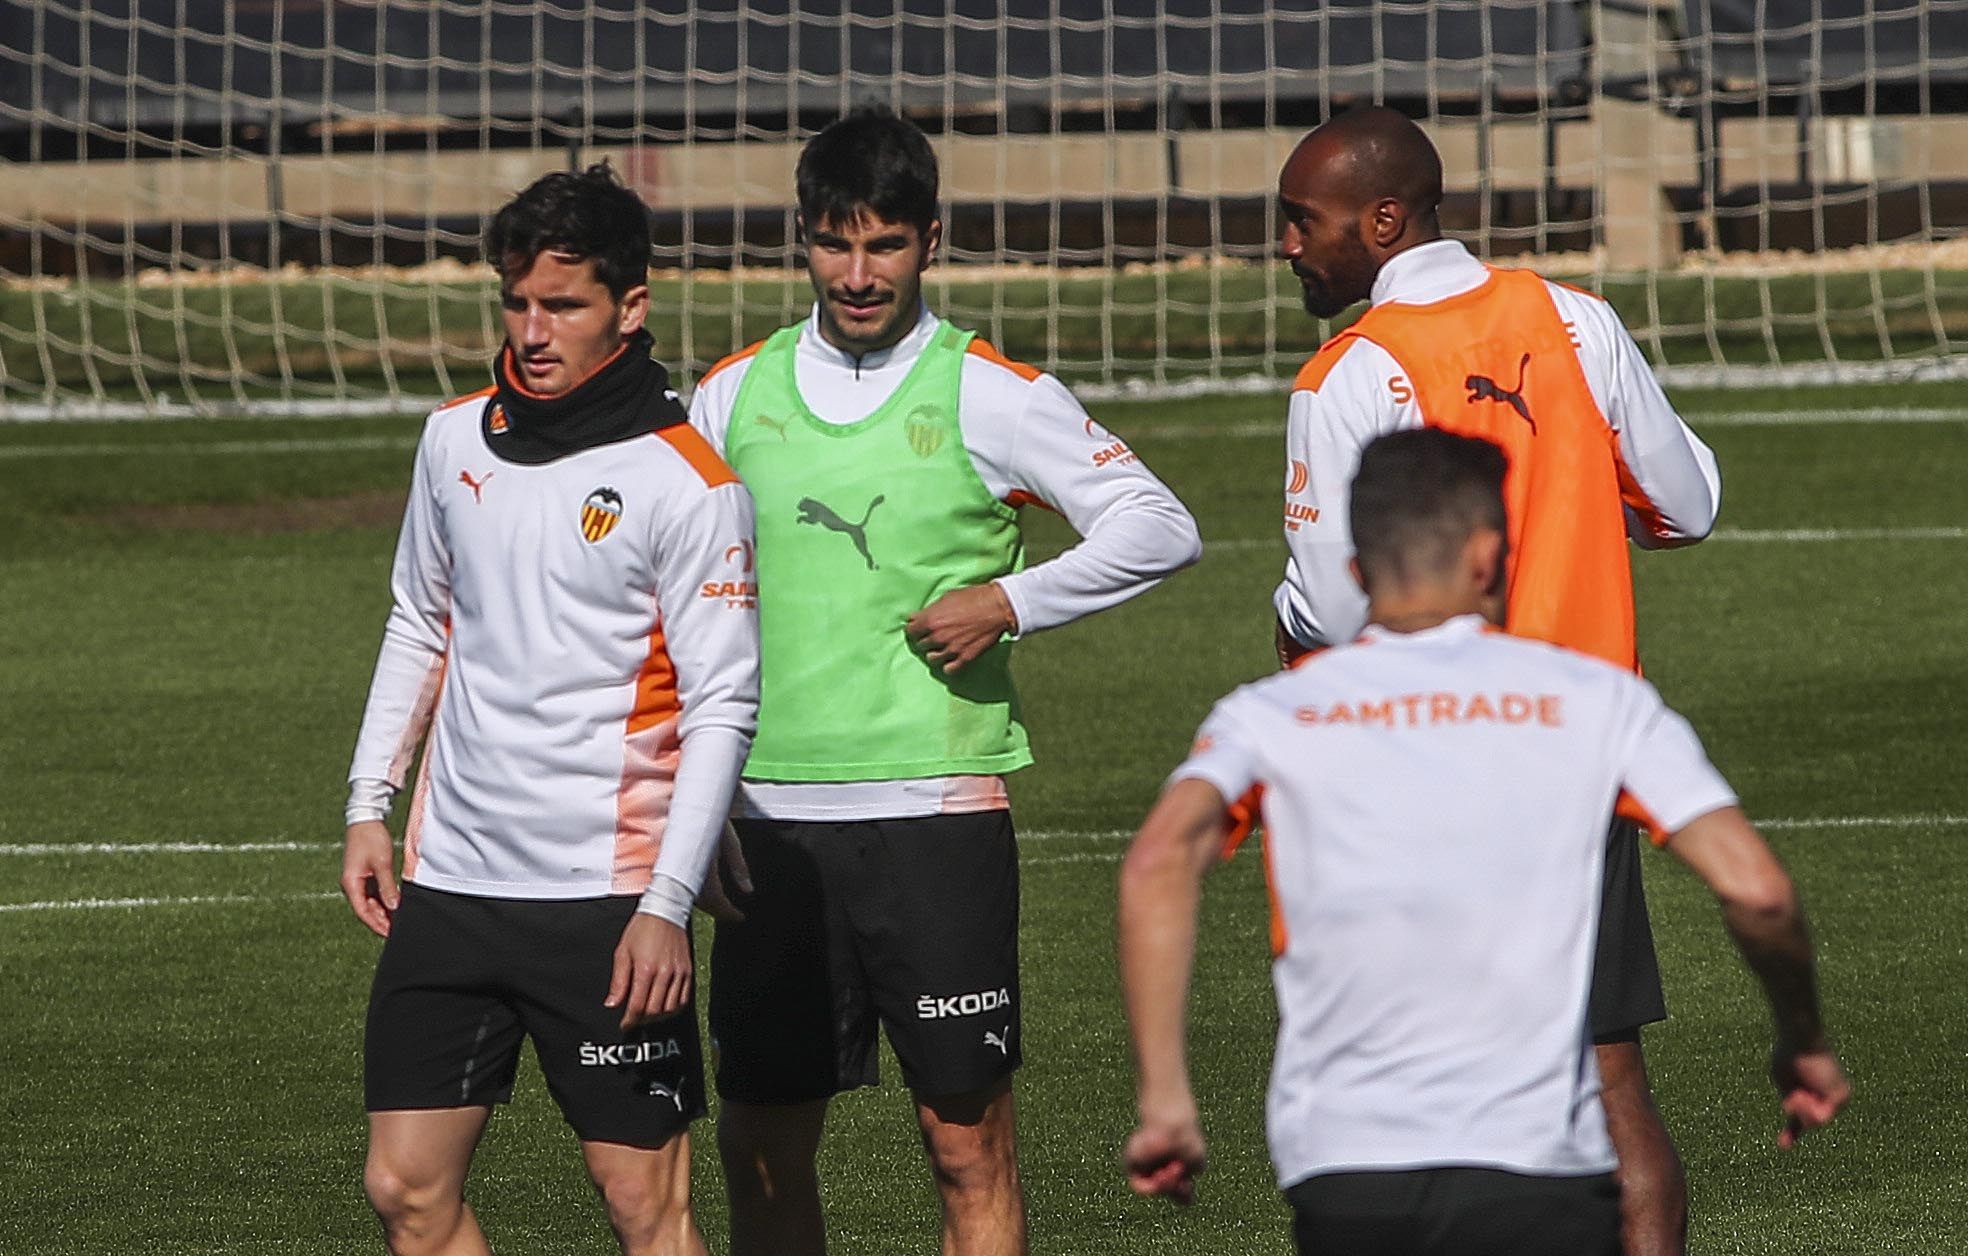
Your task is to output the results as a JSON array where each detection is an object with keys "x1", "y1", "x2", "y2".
[
  {"x1": 657, "y1": 424, "x2": 741, "y2": 489},
  {"x1": 1615, "y1": 789, "x2": 1668, "y2": 846},
  {"x1": 965, "y1": 338, "x2": 1045, "y2": 382},
  {"x1": 1004, "y1": 489, "x2": 1059, "y2": 513},
  {"x1": 1260, "y1": 826, "x2": 1289, "y2": 958},
  {"x1": 627, "y1": 622, "x2": 682, "y2": 736},
  {"x1": 1220, "y1": 783, "x2": 1265, "y2": 857},
  {"x1": 615, "y1": 628, "x2": 684, "y2": 893}
]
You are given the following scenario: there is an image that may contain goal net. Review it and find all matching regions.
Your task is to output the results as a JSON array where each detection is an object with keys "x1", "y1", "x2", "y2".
[{"x1": 2, "y1": 0, "x2": 1966, "y2": 420}]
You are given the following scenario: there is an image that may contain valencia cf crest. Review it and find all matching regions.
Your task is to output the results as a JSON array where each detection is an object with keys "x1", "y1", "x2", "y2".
[
  {"x1": 580, "y1": 487, "x2": 624, "y2": 543},
  {"x1": 904, "y1": 405, "x2": 945, "y2": 458}
]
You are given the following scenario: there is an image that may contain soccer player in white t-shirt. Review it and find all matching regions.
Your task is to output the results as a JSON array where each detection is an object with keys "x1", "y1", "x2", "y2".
[
  {"x1": 1118, "y1": 429, "x2": 1847, "y2": 1256},
  {"x1": 340, "y1": 165, "x2": 758, "y2": 1256}
]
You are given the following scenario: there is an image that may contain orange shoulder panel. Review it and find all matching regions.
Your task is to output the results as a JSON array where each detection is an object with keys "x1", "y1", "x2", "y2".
[
  {"x1": 440, "y1": 384, "x2": 498, "y2": 410},
  {"x1": 699, "y1": 338, "x2": 767, "y2": 388},
  {"x1": 657, "y1": 424, "x2": 741, "y2": 489},
  {"x1": 965, "y1": 338, "x2": 1045, "y2": 383},
  {"x1": 1292, "y1": 336, "x2": 1357, "y2": 393}
]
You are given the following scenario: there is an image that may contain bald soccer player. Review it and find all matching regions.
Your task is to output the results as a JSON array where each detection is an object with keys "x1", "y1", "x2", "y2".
[
  {"x1": 1266, "y1": 107, "x2": 1723, "y2": 1256},
  {"x1": 1121, "y1": 428, "x2": 1847, "y2": 1256}
]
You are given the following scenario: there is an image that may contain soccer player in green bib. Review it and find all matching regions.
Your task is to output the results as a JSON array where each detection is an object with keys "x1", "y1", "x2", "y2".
[{"x1": 687, "y1": 105, "x2": 1201, "y2": 1256}]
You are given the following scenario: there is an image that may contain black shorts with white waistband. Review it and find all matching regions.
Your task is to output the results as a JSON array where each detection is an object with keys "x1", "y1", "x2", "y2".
[
  {"x1": 709, "y1": 811, "x2": 1022, "y2": 1104},
  {"x1": 364, "y1": 883, "x2": 705, "y2": 1148}
]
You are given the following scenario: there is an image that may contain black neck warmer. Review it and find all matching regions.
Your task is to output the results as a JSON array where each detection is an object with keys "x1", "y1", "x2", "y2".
[{"x1": 483, "y1": 329, "x2": 687, "y2": 465}]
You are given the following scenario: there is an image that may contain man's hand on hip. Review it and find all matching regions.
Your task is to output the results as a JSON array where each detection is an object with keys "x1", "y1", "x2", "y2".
[
  {"x1": 606, "y1": 914, "x2": 693, "y2": 1030},
  {"x1": 340, "y1": 820, "x2": 400, "y2": 938},
  {"x1": 906, "y1": 582, "x2": 1018, "y2": 674}
]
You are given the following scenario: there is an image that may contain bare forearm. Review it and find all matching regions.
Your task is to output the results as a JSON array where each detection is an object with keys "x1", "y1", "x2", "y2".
[
  {"x1": 1118, "y1": 849, "x2": 1203, "y2": 1110},
  {"x1": 1118, "y1": 783, "x2": 1226, "y2": 1111},
  {"x1": 1723, "y1": 897, "x2": 1827, "y2": 1051}
]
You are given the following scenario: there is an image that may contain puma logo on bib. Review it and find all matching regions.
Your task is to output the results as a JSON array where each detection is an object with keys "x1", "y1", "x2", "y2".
[
  {"x1": 1465, "y1": 352, "x2": 1536, "y2": 432},
  {"x1": 796, "y1": 495, "x2": 885, "y2": 570}
]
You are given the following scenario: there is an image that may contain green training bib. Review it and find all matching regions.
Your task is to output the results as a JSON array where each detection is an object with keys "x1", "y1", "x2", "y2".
[{"x1": 726, "y1": 320, "x2": 1032, "y2": 781}]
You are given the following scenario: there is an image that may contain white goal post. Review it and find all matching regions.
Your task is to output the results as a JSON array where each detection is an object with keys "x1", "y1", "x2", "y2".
[{"x1": 2, "y1": 0, "x2": 1965, "y2": 420}]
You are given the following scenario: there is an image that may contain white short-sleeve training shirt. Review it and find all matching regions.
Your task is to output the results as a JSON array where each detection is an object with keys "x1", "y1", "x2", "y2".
[{"x1": 1173, "y1": 615, "x2": 1737, "y2": 1188}]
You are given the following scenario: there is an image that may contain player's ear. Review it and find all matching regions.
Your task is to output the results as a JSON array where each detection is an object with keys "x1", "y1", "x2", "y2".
[
  {"x1": 1370, "y1": 196, "x2": 1406, "y2": 249},
  {"x1": 615, "y1": 283, "x2": 651, "y2": 337},
  {"x1": 920, "y1": 218, "x2": 943, "y2": 270},
  {"x1": 1347, "y1": 554, "x2": 1367, "y2": 595},
  {"x1": 1467, "y1": 528, "x2": 1507, "y2": 598}
]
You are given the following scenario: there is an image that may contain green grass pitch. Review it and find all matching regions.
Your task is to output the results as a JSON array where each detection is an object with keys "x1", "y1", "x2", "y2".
[{"x1": 0, "y1": 382, "x2": 1963, "y2": 1253}]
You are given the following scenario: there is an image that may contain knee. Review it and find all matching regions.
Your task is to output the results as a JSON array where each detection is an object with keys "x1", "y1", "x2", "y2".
[
  {"x1": 593, "y1": 1168, "x2": 684, "y2": 1247},
  {"x1": 921, "y1": 1116, "x2": 1016, "y2": 1196},
  {"x1": 364, "y1": 1159, "x2": 461, "y2": 1239},
  {"x1": 717, "y1": 1104, "x2": 823, "y2": 1203}
]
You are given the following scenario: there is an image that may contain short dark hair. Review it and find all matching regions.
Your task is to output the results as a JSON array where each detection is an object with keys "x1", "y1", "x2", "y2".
[
  {"x1": 485, "y1": 162, "x2": 651, "y2": 298},
  {"x1": 796, "y1": 104, "x2": 939, "y2": 236},
  {"x1": 1349, "y1": 429, "x2": 1509, "y2": 593}
]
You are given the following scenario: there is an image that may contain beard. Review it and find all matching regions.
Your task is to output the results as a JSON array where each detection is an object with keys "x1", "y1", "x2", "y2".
[
  {"x1": 817, "y1": 286, "x2": 918, "y2": 356},
  {"x1": 1299, "y1": 278, "x2": 1357, "y2": 320},
  {"x1": 1295, "y1": 235, "x2": 1377, "y2": 320}
]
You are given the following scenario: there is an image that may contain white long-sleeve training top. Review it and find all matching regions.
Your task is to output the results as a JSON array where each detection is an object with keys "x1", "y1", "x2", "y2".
[
  {"x1": 347, "y1": 391, "x2": 759, "y2": 925},
  {"x1": 1275, "y1": 240, "x2": 1723, "y2": 649},
  {"x1": 689, "y1": 304, "x2": 1202, "y2": 821}
]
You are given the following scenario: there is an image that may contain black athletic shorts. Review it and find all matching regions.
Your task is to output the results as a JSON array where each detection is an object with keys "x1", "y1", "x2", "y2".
[
  {"x1": 1589, "y1": 816, "x2": 1667, "y2": 1041},
  {"x1": 365, "y1": 883, "x2": 706, "y2": 1148},
  {"x1": 709, "y1": 811, "x2": 1021, "y2": 1104},
  {"x1": 1286, "y1": 1167, "x2": 1620, "y2": 1256}
]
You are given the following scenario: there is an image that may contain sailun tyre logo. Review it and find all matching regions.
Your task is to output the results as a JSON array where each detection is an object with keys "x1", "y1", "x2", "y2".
[{"x1": 581, "y1": 487, "x2": 624, "y2": 543}]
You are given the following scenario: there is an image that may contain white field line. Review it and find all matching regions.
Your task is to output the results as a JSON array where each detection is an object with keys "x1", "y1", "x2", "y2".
[
  {"x1": 1687, "y1": 408, "x2": 1968, "y2": 426},
  {"x1": 1703, "y1": 526, "x2": 1968, "y2": 543},
  {"x1": 1757, "y1": 814, "x2": 1968, "y2": 831},
  {"x1": 1207, "y1": 525, "x2": 1968, "y2": 553},
  {"x1": 1120, "y1": 407, "x2": 1968, "y2": 441},
  {"x1": 0, "y1": 891, "x2": 341, "y2": 914},
  {"x1": 3, "y1": 815, "x2": 1961, "y2": 909},
  {"x1": 5, "y1": 354, "x2": 1968, "y2": 422},
  {"x1": 0, "y1": 434, "x2": 417, "y2": 460},
  {"x1": 0, "y1": 840, "x2": 331, "y2": 856},
  {"x1": 1, "y1": 814, "x2": 1957, "y2": 861},
  {"x1": 3, "y1": 404, "x2": 1965, "y2": 456}
]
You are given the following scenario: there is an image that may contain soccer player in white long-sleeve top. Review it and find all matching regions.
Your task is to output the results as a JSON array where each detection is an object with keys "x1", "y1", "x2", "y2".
[
  {"x1": 687, "y1": 105, "x2": 1201, "y2": 1256},
  {"x1": 1266, "y1": 107, "x2": 1723, "y2": 1256},
  {"x1": 1120, "y1": 428, "x2": 1848, "y2": 1256},
  {"x1": 341, "y1": 165, "x2": 757, "y2": 1256}
]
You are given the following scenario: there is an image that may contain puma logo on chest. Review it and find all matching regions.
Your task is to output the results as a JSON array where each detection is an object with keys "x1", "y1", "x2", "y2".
[
  {"x1": 1464, "y1": 353, "x2": 1536, "y2": 431},
  {"x1": 796, "y1": 495, "x2": 885, "y2": 570}
]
